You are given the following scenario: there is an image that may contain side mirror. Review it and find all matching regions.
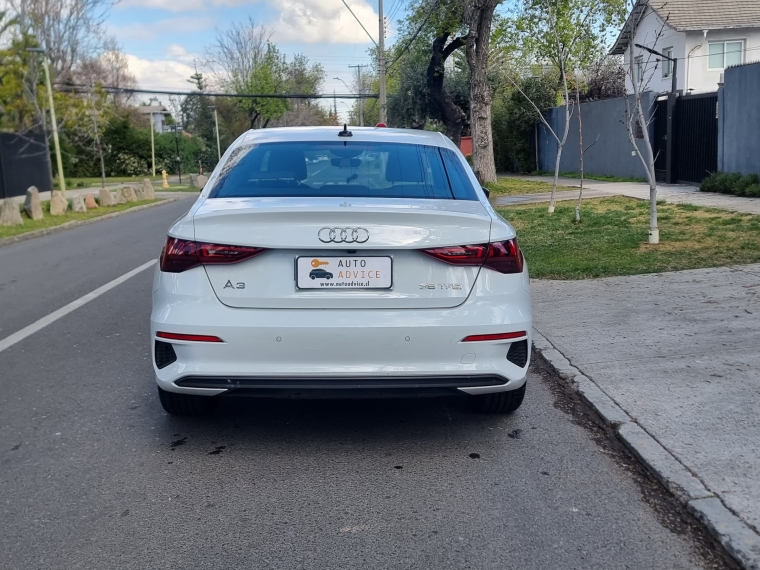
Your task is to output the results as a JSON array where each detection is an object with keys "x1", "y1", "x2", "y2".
[{"x1": 482, "y1": 186, "x2": 490, "y2": 199}]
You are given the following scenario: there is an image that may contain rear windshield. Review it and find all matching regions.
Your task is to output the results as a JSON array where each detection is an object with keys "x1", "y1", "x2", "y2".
[{"x1": 207, "y1": 141, "x2": 478, "y2": 200}]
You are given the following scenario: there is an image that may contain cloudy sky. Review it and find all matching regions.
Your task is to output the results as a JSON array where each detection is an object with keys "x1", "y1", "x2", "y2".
[{"x1": 109, "y1": 0, "x2": 405, "y2": 117}]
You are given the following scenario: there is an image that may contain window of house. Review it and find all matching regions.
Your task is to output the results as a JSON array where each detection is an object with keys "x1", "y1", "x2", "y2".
[
  {"x1": 635, "y1": 56, "x2": 643, "y2": 83},
  {"x1": 661, "y1": 47, "x2": 674, "y2": 78},
  {"x1": 708, "y1": 41, "x2": 744, "y2": 69}
]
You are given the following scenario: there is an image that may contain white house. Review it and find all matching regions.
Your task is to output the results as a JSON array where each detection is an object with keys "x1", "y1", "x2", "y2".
[
  {"x1": 610, "y1": 0, "x2": 760, "y2": 95},
  {"x1": 137, "y1": 99, "x2": 173, "y2": 133}
]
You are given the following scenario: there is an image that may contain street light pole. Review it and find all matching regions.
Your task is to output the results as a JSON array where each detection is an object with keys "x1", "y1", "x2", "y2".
[
  {"x1": 27, "y1": 47, "x2": 66, "y2": 196},
  {"x1": 213, "y1": 107, "x2": 221, "y2": 161},
  {"x1": 150, "y1": 111, "x2": 156, "y2": 177},
  {"x1": 348, "y1": 64, "x2": 367, "y2": 127},
  {"x1": 636, "y1": 43, "x2": 678, "y2": 184},
  {"x1": 378, "y1": 0, "x2": 386, "y2": 124}
]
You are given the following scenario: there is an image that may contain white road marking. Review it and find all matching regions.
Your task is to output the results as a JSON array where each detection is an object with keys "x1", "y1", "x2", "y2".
[{"x1": 0, "y1": 259, "x2": 156, "y2": 355}]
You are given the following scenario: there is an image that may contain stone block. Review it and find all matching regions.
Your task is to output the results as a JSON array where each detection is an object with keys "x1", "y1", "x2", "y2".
[
  {"x1": 142, "y1": 178, "x2": 155, "y2": 199},
  {"x1": 189, "y1": 173, "x2": 199, "y2": 188},
  {"x1": 99, "y1": 188, "x2": 114, "y2": 207},
  {"x1": 121, "y1": 186, "x2": 137, "y2": 203},
  {"x1": 135, "y1": 188, "x2": 146, "y2": 201},
  {"x1": 197, "y1": 174, "x2": 208, "y2": 188},
  {"x1": 71, "y1": 194, "x2": 87, "y2": 213},
  {"x1": 49, "y1": 191, "x2": 69, "y2": 216},
  {"x1": 0, "y1": 199, "x2": 23, "y2": 226},
  {"x1": 114, "y1": 190, "x2": 127, "y2": 204},
  {"x1": 24, "y1": 186, "x2": 43, "y2": 220},
  {"x1": 84, "y1": 194, "x2": 98, "y2": 209}
]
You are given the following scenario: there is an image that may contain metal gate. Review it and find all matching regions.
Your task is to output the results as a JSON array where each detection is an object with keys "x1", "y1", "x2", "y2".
[{"x1": 672, "y1": 93, "x2": 718, "y2": 184}]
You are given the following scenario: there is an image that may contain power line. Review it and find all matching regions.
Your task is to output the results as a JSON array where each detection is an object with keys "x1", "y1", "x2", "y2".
[
  {"x1": 56, "y1": 84, "x2": 378, "y2": 99},
  {"x1": 386, "y1": 0, "x2": 439, "y2": 72}
]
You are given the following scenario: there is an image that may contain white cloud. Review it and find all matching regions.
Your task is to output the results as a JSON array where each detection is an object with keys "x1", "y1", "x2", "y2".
[
  {"x1": 269, "y1": 0, "x2": 379, "y2": 45},
  {"x1": 112, "y1": 16, "x2": 212, "y2": 42},
  {"x1": 165, "y1": 44, "x2": 202, "y2": 65},
  {"x1": 118, "y1": 0, "x2": 206, "y2": 11},
  {"x1": 125, "y1": 53, "x2": 198, "y2": 91}
]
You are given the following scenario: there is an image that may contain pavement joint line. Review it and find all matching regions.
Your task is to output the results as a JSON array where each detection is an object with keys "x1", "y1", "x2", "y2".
[
  {"x1": 531, "y1": 327, "x2": 760, "y2": 569},
  {"x1": 0, "y1": 260, "x2": 156, "y2": 355},
  {"x1": 0, "y1": 197, "x2": 182, "y2": 249}
]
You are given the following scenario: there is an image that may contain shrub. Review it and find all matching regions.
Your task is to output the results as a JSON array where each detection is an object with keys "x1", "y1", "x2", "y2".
[
  {"x1": 745, "y1": 184, "x2": 760, "y2": 198},
  {"x1": 724, "y1": 172, "x2": 744, "y2": 194},
  {"x1": 735, "y1": 174, "x2": 760, "y2": 196},
  {"x1": 700, "y1": 172, "x2": 725, "y2": 193}
]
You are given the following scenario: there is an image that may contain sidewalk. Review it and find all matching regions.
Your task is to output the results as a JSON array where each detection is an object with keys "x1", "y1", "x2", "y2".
[
  {"x1": 497, "y1": 175, "x2": 760, "y2": 215},
  {"x1": 531, "y1": 265, "x2": 760, "y2": 567}
]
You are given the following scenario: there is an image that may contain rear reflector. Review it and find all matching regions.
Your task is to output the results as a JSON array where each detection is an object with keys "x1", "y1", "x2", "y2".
[
  {"x1": 461, "y1": 331, "x2": 527, "y2": 342},
  {"x1": 420, "y1": 238, "x2": 524, "y2": 274},
  {"x1": 156, "y1": 332, "x2": 224, "y2": 343},
  {"x1": 160, "y1": 236, "x2": 267, "y2": 273},
  {"x1": 376, "y1": 123, "x2": 387, "y2": 128}
]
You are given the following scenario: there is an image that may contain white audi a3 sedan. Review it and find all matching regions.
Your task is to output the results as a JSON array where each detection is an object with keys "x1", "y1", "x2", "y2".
[{"x1": 151, "y1": 125, "x2": 532, "y2": 415}]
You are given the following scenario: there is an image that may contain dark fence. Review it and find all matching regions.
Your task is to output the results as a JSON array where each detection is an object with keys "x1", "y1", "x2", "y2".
[
  {"x1": 537, "y1": 91, "x2": 720, "y2": 185},
  {"x1": 0, "y1": 131, "x2": 52, "y2": 199},
  {"x1": 536, "y1": 93, "x2": 657, "y2": 180},
  {"x1": 718, "y1": 62, "x2": 760, "y2": 176},
  {"x1": 673, "y1": 93, "x2": 718, "y2": 184}
]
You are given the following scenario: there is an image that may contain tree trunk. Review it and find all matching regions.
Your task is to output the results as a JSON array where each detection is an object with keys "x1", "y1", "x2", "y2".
[
  {"x1": 426, "y1": 33, "x2": 466, "y2": 148},
  {"x1": 466, "y1": 0, "x2": 499, "y2": 185}
]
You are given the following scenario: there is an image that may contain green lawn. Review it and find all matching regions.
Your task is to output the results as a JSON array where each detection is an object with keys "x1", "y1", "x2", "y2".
[
  {"x1": 532, "y1": 171, "x2": 646, "y2": 183},
  {"x1": 0, "y1": 199, "x2": 163, "y2": 239},
  {"x1": 160, "y1": 184, "x2": 199, "y2": 192},
  {"x1": 54, "y1": 175, "x2": 166, "y2": 189},
  {"x1": 497, "y1": 197, "x2": 760, "y2": 280},
  {"x1": 485, "y1": 177, "x2": 576, "y2": 196}
]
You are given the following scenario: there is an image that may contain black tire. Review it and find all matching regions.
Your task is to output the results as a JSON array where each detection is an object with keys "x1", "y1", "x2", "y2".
[
  {"x1": 470, "y1": 382, "x2": 526, "y2": 414},
  {"x1": 158, "y1": 386, "x2": 217, "y2": 416}
]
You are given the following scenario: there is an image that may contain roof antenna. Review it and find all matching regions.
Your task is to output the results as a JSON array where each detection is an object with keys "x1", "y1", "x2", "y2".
[{"x1": 338, "y1": 123, "x2": 352, "y2": 137}]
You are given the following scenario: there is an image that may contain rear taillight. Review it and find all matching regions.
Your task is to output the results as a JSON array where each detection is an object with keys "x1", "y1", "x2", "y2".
[
  {"x1": 160, "y1": 237, "x2": 267, "y2": 273},
  {"x1": 462, "y1": 331, "x2": 527, "y2": 342},
  {"x1": 156, "y1": 332, "x2": 224, "y2": 342},
  {"x1": 420, "y1": 238, "x2": 523, "y2": 274}
]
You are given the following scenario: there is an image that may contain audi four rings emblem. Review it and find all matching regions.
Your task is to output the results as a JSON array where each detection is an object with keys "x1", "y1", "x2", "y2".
[{"x1": 318, "y1": 227, "x2": 370, "y2": 243}]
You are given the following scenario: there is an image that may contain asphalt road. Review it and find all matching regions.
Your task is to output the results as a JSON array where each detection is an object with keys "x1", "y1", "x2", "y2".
[{"x1": 0, "y1": 197, "x2": 734, "y2": 570}]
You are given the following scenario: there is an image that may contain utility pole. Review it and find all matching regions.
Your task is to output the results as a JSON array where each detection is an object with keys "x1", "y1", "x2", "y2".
[
  {"x1": 174, "y1": 125, "x2": 182, "y2": 184},
  {"x1": 210, "y1": 106, "x2": 221, "y2": 161},
  {"x1": 150, "y1": 111, "x2": 156, "y2": 177},
  {"x1": 349, "y1": 64, "x2": 368, "y2": 126},
  {"x1": 26, "y1": 47, "x2": 65, "y2": 196},
  {"x1": 340, "y1": 0, "x2": 386, "y2": 124},
  {"x1": 378, "y1": 0, "x2": 386, "y2": 124}
]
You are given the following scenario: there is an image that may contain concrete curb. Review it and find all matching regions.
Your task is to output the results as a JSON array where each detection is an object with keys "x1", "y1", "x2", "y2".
[
  {"x1": 0, "y1": 198, "x2": 181, "y2": 249},
  {"x1": 532, "y1": 328, "x2": 760, "y2": 570}
]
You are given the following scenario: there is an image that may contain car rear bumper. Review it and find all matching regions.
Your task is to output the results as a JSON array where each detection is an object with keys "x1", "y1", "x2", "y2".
[{"x1": 151, "y1": 266, "x2": 532, "y2": 397}]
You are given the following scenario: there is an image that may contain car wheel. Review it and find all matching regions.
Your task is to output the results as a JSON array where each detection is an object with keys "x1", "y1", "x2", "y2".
[
  {"x1": 470, "y1": 382, "x2": 526, "y2": 414},
  {"x1": 157, "y1": 386, "x2": 217, "y2": 416},
  {"x1": 311, "y1": 275, "x2": 316, "y2": 280}
]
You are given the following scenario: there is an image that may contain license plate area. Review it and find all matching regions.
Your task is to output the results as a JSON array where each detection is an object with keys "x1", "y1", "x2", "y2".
[{"x1": 296, "y1": 256, "x2": 392, "y2": 289}]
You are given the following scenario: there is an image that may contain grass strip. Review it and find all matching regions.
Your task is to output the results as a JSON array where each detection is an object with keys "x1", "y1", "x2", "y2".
[
  {"x1": 486, "y1": 178, "x2": 576, "y2": 196},
  {"x1": 0, "y1": 199, "x2": 163, "y2": 239},
  {"x1": 497, "y1": 197, "x2": 760, "y2": 279}
]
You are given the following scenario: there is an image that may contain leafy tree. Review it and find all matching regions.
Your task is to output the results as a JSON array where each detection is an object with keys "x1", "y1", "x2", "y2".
[{"x1": 492, "y1": 73, "x2": 558, "y2": 172}]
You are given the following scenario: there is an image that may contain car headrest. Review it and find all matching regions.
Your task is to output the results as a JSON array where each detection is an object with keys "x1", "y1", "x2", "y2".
[
  {"x1": 266, "y1": 149, "x2": 307, "y2": 181},
  {"x1": 385, "y1": 150, "x2": 424, "y2": 183}
]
